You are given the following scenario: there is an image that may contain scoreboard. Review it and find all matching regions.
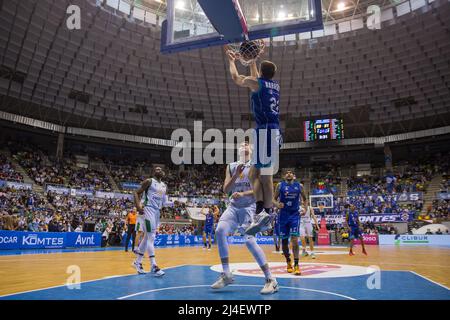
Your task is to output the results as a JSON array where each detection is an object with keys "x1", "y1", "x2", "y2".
[{"x1": 304, "y1": 119, "x2": 344, "y2": 141}]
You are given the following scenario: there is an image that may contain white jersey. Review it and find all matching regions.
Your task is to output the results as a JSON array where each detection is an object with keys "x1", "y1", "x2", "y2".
[
  {"x1": 228, "y1": 161, "x2": 255, "y2": 208},
  {"x1": 301, "y1": 206, "x2": 312, "y2": 225},
  {"x1": 143, "y1": 178, "x2": 168, "y2": 210}
]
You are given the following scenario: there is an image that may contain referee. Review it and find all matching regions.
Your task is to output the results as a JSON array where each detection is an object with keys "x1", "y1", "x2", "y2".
[{"x1": 124, "y1": 208, "x2": 137, "y2": 252}]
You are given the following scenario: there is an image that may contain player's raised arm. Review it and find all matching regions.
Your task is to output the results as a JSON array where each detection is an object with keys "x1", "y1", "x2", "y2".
[
  {"x1": 134, "y1": 179, "x2": 151, "y2": 214},
  {"x1": 225, "y1": 48, "x2": 259, "y2": 91},
  {"x1": 249, "y1": 61, "x2": 259, "y2": 78}
]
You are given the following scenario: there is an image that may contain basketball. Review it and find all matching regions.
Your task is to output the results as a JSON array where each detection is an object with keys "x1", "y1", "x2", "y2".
[{"x1": 239, "y1": 40, "x2": 262, "y2": 61}]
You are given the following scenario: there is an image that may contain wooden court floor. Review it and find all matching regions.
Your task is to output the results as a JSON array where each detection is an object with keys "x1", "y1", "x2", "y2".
[{"x1": 0, "y1": 245, "x2": 449, "y2": 296}]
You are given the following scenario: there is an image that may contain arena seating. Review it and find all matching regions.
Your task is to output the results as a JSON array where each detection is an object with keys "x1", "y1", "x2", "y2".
[{"x1": 1, "y1": 144, "x2": 449, "y2": 239}]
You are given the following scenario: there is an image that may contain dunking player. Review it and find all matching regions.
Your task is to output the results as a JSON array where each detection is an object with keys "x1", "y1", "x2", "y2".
[
  {"x1": 300, "y1": 203, "x2": 320, "y2": 258},
  {"x1": 345, "y1": 204, "x2": 368, "y2": 256},
  {"x1": 200, "y1": 205, "x2": 215, "y2": 250},
  {"x1": 211, "y1": 141, "x2": 278, "y2": 294},
  {"x1": 132, "y1": 167, "x2": 173, "y2": 276},
  {"x1": 273, "y1": 170, "x2": 306, "y2": 275},
  {"x1": 226, "y1": 43, "x2": 281, "y2": 236}
]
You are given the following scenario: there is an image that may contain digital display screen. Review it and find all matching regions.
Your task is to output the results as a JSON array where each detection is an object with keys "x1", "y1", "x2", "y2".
[{"x1": 304, "y1": 119, "x2": 344, "y2": 141}]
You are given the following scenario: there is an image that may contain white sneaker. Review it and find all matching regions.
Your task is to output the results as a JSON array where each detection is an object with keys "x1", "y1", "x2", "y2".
[
  {"x1": 302, "y1": 250, "x2": 309, "y2": 257},
  {"x1": 132, "y1": 260, "x2": 146, "y2": 274},
  {"x1": 245, "y1": 210, "x2": 272, "y2": 236},
  {"x1": 211, "y1": 272, "x2": 234, "y2": 289},
  {"x1": 151, "y1": 265, "x2": 165, "y2": 277},
  {"x1": 260, "y1": 278, "x2": 279, "y2": 295},
  {"x1": 311, "y1": 252, "x2": 316, "y2": 259}
]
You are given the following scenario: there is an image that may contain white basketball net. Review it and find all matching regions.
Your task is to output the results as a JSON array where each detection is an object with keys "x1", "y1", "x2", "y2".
[{"x1": 227, "y1": 39, "x2": 265, "y2": 66}]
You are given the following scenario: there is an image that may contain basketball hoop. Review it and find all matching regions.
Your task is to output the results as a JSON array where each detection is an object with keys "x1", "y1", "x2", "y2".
[
  {"x1": 227, "y1": 39, "x2": 265, "y2": 66},
  {"x1": 318, "y1": 204, "x2": 325, "y2": 214}
]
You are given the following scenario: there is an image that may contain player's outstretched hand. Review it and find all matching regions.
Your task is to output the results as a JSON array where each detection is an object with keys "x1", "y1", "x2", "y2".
[{"x1": 225, "y1": 48, "x2": 236, "y2": 62}]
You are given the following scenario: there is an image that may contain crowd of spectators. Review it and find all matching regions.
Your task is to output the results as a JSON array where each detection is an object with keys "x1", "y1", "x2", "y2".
[
  {"x1": 332, "y1": 195, "x2": 422, "y2": 216},
  {"x1": 309, "y1": 165, "x2": 342, "y2": 195},
  {"x1": 1, "y1": 144, "x2": 449, "y2": 243},
  {"x1": 10, "y1": 144, "x2": 112, "y2": 190},
  {"x1": 47, "y1": 191, "x2": 133, "y2": 217},
  {"x1": 427, "y1": 199, "x2": 449, "y2": 220},
  {"x1": 0, "y1": 154, "x2": 23, "y2": 182},
  {"x1": 158, "y1": 223, "x2": 196, "y2": 235}
]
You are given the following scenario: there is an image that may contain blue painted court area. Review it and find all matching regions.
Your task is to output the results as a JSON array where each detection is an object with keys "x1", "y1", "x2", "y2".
[{"x1": 1, "y1": 265, "x2": 449, "y2": 300}]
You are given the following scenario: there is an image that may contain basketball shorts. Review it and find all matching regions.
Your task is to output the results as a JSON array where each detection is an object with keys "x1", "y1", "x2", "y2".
[
  {"x1": 349, "y1": 226, "x2": 362, "y2": 240},
  {"x1": 300, "y1": 222, "x2": 314, "y2": 237},
  {"x1": 279, "y1": 212, "x2": 300, "y2": 239},
  {"x1": 252, "y1": 125, "x2": 283, "y2": 169},
  {"x1": 136, "y1": 215, "x2": 145, "y2": 233},
  {"x1": 218, "y1": 203, "x2": 256, "y2": 234},
  {"x1": 142, "y1": 206, "x2": 160, "y2": 234},
  {"x1": 204, "y1": 224, "x2": 214, "y2": 236}
]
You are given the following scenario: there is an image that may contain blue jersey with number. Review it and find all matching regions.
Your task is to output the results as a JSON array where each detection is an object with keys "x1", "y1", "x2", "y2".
[
  {"x1": 205, "y1": 213, "x2": 214, "y2": 227},
  {"x1": 347, "y1": 210, "x2": 359, "y2": 227},
  {"x1": 279, "y1": 181, "x2": 302, "y2": 213},
  {"x1": 251, "y1": 78, "x2": 280, "y2": 128}
]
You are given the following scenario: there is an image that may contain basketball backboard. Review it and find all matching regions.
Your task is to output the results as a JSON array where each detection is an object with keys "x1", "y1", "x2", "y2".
[{"x1": 161, "y1": 0, "x2": 323, "y2": 54}]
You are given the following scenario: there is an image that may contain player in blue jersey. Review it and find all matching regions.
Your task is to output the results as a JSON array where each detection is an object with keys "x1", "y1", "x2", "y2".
[
  {"x1": 201, "y1": 205, "x2": 215, "y2": 250},
  {"x1": 273, "y1": 170, "x2": 307, "y2": 275},
  {"x1": 226, "y1": 43, "x2": 282, "y2": 236},
  {"x1": 345, "y1": 204, "x2": 367, "y2": 256}
]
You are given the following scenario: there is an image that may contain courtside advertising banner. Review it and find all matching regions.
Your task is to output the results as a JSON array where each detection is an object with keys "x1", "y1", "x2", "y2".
[
  {"x1": 436, "y1": 192, "x2": 450, "y2": 200},
  {"x1": 0, "y1": 180, "x2": 33, "y2": 190},
  {"x1": 316, "y1": 213, "x2": 414, "y2": 224},
  {"x1": 152, "y1": 235, "x2": 205, "y2": 247},
  {"x1": 346, "y1": 192, "x2": 423, "y2": 202},
  {"x1": 149, "y1": 235, "x2": 274, "y2": 247},
  {"x1": 0, "y1": 231, "x2": 101, "y2": 249},
  {"x1": 353, "y1": 234, "x2": 379, "y2": 245},
  {"x1": 379, "y1": 234, "x2": 450, "y2": 246}
]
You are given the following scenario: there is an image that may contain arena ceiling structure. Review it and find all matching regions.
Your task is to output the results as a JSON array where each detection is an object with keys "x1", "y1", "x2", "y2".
[{"x1": 0, "y1": 0, "x2": 449, "y2": 142}]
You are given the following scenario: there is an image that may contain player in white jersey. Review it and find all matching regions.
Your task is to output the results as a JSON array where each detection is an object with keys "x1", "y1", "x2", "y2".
[
  {"x1": 132, "y1": 166, "x2": 173, "y2": 276},
  {"x1": 300, "y1": 204, "x2": 320, "y2": 258},
  {"x1": 211, "y1": 141, "x2": 278, "y2": 295}
]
